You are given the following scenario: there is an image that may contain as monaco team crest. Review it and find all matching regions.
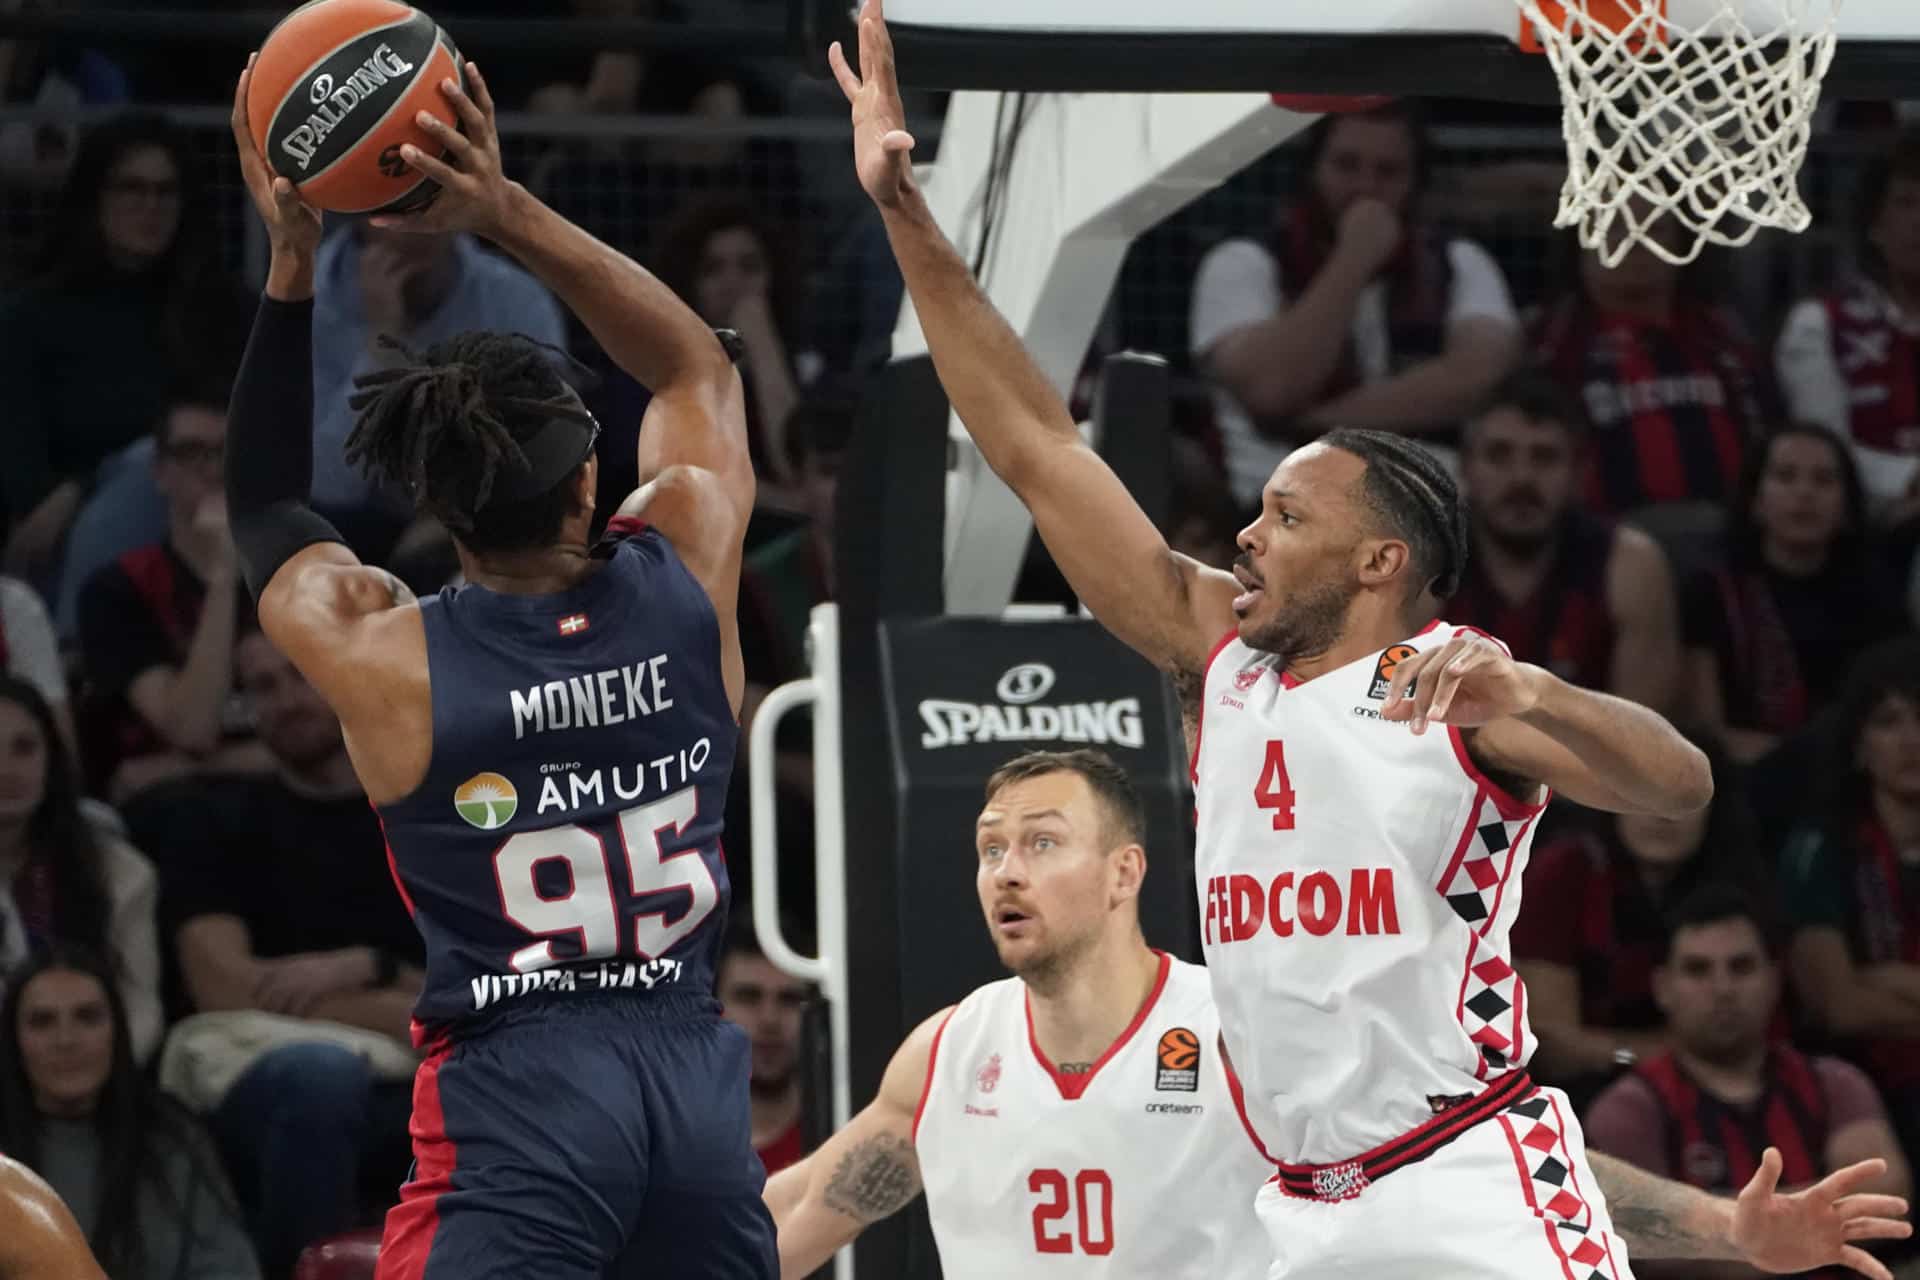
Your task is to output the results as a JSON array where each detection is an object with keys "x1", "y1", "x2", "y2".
[
  {"x1": 975, "y1": 1053, "x2": 1003, "y2": 1094},
  {"x1": 1233, "y1": 665, "x2": 1263, "y2": 693}
]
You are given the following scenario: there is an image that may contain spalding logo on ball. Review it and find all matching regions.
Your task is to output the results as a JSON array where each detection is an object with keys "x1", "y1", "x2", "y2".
[{"x1": 247, "y1": 0, "x2": 465, "y2": 215}]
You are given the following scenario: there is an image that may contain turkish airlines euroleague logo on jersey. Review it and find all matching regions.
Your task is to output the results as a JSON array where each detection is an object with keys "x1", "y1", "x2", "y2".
[
  {"x1": 1154, "y1": 1027, "x2": 1200, "y2": 1092},
  {"x1": 1367, "y1": 644, "x2": 1418, "y2": 700}
]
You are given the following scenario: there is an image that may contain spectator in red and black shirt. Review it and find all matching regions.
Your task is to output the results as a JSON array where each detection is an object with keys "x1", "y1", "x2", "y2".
[
  {"x1": 1682, "y1": 425, "x2": 1905, "y2": 765},
  {"x1": 1531, "y1": 221, "x2": 1775, "y2": 523},
  {"x1": 1586, "y1": 886, "x2": 1911, "y2": 1279},
  {"x1": 1777, "y1": 127, "x2": 1920, "y2": 516},
  {"x1": 1450, "y1": 369, "x2": 1682, "y2": 713},
  {"x1": 716, "y1": 914, "x2": 815, "y2": 1178},
  {"x1": 1513, "y1": 727, "x2": 1763, "y2": 1105},
  {"x1": 1778, "y1": 635, "x2": 1920, "y2": 1170},
  {"x1": 75, "y1": 391, "x2": 268, "y2": 802}
]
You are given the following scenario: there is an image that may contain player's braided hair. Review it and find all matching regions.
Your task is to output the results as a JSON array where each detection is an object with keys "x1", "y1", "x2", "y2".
[
  {"x1": 345, "y1": 330, "x2": 595, "y2": 550},
  {"x1": 1321, "y1": 427, "x2": 1469, "y2": 603}
]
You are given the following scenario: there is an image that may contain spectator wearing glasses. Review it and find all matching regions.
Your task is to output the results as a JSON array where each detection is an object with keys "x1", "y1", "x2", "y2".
[
  {"x1": 0, "y1": 113, "x2": 248, "y2": 598},
  {"x1": 76, "y1": 390, "x2": 268, "y2": 804}
]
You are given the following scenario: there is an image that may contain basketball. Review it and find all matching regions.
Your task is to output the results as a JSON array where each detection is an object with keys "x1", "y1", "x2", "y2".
[{"x1": 246, "y1": 0, "x2": 464, "y2": 215}]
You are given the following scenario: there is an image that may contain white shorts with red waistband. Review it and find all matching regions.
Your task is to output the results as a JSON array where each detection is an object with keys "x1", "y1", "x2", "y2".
[{"x1": 1254, "y1": 1086, "x2": 1635, "y2": 1280}]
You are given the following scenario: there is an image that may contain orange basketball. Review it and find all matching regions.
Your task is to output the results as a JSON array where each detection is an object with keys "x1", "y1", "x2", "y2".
[
  {"x1": 1158, "y1": 1028, "x2": 1200, "y2": 1072},
  {"x1": 247, "y1": 0, "x2": 464, "y2": 215}
]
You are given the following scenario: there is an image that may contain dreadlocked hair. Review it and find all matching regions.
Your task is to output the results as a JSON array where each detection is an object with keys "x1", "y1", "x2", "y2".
[
  {"x1": 345, "y1": 330, "x2": 596, "y2": 552},
  {"x1": 1320, "y1": 427, "x2": 1469, "y2": 604}
]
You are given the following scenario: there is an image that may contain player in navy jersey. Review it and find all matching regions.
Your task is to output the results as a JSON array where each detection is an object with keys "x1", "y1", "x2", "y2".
[{"x1": 221, "y1": 59, "x2": 771, "y2": 1280}]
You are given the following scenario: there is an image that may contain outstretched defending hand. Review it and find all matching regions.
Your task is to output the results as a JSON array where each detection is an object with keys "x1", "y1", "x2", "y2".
[
  {"x1": 830, "y1": 0, "x2": 918, "y2": 210},
  {"x1": 1731, "y1": 1150, "x2": 1911, "y2": 1280},
  {"x1": 1380, "y1": 632, "x2": 1538, "y2": 735},
  {"x1": 371, "y1": 64, "x2": 519, "y2": 238},
  {"x1": 232, "y1": 54, "x2": 322, "y2": 260}
]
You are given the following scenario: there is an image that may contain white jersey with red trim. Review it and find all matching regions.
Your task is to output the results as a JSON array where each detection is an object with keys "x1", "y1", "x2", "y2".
[
  {"x1": 912, "y1": 954, "x2": 1273, "y2": 1280},
  {"x1": 1191, "y1": 621, "x2": 1548, "y2": 1167}
]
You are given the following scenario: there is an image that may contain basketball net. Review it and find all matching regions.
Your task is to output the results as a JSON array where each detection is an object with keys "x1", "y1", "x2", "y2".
[{"x1": 1515, "y1": 0, "x2": 1842, "y2": 265}]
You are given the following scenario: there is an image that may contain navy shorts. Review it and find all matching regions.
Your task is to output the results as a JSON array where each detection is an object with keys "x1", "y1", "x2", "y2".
[{"x1": 376, "y1": 994, "x2": 776, "y2": 1280}]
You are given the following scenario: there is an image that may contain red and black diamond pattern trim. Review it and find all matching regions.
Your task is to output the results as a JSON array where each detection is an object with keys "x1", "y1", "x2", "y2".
[
  {"x1": 1498, "y1": 1092, "x2": 1621, "y2": 1280},
  {"x1": 1458, "y1": 935, "x2": 1525, "y2": 1073},
  {"x1": 1438, "y1": 798, "x2": 1531, "y2": 933}
]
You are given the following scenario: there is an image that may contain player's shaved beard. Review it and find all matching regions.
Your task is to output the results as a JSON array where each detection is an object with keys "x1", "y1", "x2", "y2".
[
  {"x1": 1242, "y1": 573, "x2": 1360, "y2": 662},
  {"x1": 1004, "y1": 925, "x2": 1101, "y2": 999}
]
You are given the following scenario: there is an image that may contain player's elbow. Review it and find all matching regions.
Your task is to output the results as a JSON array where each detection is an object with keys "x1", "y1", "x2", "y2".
[{"x1": 1659, "y1": 742, "x2": 1714, "y2": 817}]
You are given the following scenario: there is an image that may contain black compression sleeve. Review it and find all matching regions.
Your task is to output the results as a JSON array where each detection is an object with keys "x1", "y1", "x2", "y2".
[{"x1": 225, "y1": 295, "x2": 344, "y2": 599}]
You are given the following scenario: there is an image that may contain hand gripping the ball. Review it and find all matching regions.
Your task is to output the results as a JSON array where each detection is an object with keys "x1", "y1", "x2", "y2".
[
  {"x1": 232, "y1": 53, "x2": 322, "y2": 261},
  {"x1": 369, "y1": 65, "x2": 519, "y2": 239}
]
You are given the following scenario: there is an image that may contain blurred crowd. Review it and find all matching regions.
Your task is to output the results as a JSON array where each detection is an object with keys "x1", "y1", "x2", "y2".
[{"x1": 0, "y1": 7, "x2": 1914, "y2": 1278}]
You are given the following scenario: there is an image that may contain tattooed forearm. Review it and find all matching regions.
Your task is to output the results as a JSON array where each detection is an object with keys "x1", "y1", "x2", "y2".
[
  {"x1": 1591, "y1": 1152, "x2": 1737, "y2": 1260},
  {"x1": 822, "y1": 1134, "x2": 922, "y2": 1224},
  {"x1": 1170, "y1": 665, "x2": 1205, "y2": 762}
]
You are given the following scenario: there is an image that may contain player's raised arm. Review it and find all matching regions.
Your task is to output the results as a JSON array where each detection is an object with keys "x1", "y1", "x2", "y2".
[
  {"x1": 224, "y1": 58, "x2": 415, "y2": 699},
  {"x1": 386, "y1": 67, "x2": 754, "y2": 708},
  {"x1": 763, "y1": 1008, "x2": 945, "y2": 1278},
  {"x1": 376, "y1": 62, "x2": 756, "y2": 710},
  {"x1": 831, "y1": 0, "x2": 1237, "y2": 679}
]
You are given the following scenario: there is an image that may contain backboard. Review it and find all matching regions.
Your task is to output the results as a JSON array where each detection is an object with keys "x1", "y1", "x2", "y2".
[{"x1": 802, "y1": 0, "x2": 1919, "y2": 99}]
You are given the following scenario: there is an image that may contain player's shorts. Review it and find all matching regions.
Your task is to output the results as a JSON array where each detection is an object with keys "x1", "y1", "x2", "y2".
[
  {"x1": 376, "y1": 991, "x2": 776, "y2": 1280},
  {"x1": 1254, "y1": 1085, "x2": 1635, "y2": 1280}
]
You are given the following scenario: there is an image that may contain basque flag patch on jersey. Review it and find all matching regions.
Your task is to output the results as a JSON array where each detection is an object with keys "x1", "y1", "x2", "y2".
[{"x1": 559, "y1": 613, "x2": 590, "y2": 636}]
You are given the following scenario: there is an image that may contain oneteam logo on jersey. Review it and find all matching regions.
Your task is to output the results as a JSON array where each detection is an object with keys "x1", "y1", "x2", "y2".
[
  {"x1": 1367, "y1": 644, "x2": 1418, "y2": 700},
  {"x1": 454, "y1": 772, "x2": 519, "y2": 830},
  {"x1": 1154, "y1": 1027, "x2": 1200, "y2": 1093}
]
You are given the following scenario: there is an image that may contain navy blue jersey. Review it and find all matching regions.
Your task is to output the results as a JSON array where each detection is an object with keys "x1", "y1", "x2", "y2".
[{"x1": 376, "y1": 517, "x2": 737, "y2": 1039}]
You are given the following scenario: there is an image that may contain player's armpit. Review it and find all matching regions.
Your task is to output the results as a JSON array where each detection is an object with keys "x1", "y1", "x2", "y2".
[{"x1": 769, "y1": 1007, "x2": 946, "y2": 1279}]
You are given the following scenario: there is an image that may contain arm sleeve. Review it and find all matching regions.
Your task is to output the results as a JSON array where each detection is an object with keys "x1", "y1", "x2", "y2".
[
  {"x1": 1510, "y1": 839, "x2": 1587, "y2": 965},
  {"x1": 224, "y1": 296, "x2": 345, "y2": 598},
  {"x1": 0, "y1": 578, "x2": 67, "y2": 705},
  {"x1": 76, "y1": 563, "x2": 176, "y2": 699},
  {"x1": 1189, "y1": 238, "x2": 1285, "y2": 359},
  {"x1": 1443, "y1": 240, "x2": 1521, "y2": 329},
  {"x1": 1583, "y1": 1075, "x2": 1675, "y2": 1176}
]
